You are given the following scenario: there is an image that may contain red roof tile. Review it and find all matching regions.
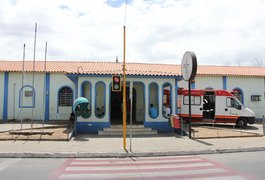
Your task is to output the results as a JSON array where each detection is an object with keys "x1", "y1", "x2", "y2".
[{"x1": 0, "y1": 61, "x2": 264, "y2": 77}]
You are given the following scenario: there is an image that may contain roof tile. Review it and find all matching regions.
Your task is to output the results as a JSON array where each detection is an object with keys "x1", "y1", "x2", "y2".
[{"x1": 0, "y1": 61, "x2": 264, "y2": 77}]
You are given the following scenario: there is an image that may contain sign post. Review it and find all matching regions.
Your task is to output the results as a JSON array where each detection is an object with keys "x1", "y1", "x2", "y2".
[
  {"x1": 122, "y1": 25, "x2": 127, "y2": 151},
  {"x1": 181, "y1": 51, "x2": 197, "y2": 139}
]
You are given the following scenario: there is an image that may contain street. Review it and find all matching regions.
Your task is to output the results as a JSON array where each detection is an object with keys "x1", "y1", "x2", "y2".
[
  {"x1": 0, "y1": 151, "x2": 264, "y2": 179},
  {"x1": 201, "y1": 151, "x2": 265, "y2": 180}
]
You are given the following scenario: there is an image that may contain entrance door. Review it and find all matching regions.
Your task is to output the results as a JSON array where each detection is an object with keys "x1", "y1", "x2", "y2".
[{"x1": 110, "y1": 86, "x2": 136, "y2": 124}]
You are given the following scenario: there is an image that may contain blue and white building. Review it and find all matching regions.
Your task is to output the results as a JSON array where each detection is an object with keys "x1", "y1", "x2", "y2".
[{"x1": 0, "y1": 61, "x2": 264, "y2": 133}]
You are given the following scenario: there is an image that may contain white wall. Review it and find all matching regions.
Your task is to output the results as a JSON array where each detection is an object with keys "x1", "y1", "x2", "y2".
[
  {"x1": 49, "y1": 73, "x2": 75, "y2": 120},
  {"x1": 178, "y1": 76, "x2": 223, "y2": 90},
  {"x1": 0, "y1": 73, "x2": 4, "y2": 119},
  {"x1": 193, "y1": 76, "x2": 223, "y2": 89},
  {"x1": 8, "y1": 72, "x2": 46, "y2": 120},
  {"x1": 2, "y1": 71, "x2": 264, "y2": 122},
  {"x1": 3, "y1": 72, "x2": 77, "y2": 121},
  {"x1": 227, "y1": 76, "x2": 265, "y2": 118}
]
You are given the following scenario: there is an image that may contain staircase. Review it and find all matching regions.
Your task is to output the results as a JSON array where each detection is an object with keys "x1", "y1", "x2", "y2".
[{"x1": 98, "y1": 125, "x2": 158, "y2": 136}]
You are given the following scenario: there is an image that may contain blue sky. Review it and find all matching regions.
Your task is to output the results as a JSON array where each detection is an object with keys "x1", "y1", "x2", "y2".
[
  {"x1": 0, "y1": 0, "x2": 265, "y2": 66},
  {"x1": 106, "y1": 0, "x2": 133, "y2": 8}
]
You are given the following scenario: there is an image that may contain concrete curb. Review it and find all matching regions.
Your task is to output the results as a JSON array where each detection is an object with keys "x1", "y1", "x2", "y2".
[{"x1": 1, "y1": 147, "x2": 265, "y2": 158}]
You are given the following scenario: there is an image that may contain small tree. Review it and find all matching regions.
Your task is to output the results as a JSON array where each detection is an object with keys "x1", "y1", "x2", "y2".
[{"x1": 253, "y1": 58, "x2": 263, "y2": 67}]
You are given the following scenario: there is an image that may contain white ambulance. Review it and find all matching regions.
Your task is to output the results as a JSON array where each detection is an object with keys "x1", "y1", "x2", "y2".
[{"x1": 177, "y1": 89, "x2": 255, "y2": 127}]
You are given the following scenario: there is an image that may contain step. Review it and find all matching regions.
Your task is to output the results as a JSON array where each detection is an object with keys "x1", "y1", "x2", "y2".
[
  {"x1": 102, "y1": 127, "x2": 152, "y2": 131},
  {"x1": 98, "y1": 130, "x2": 158, "y2": 136},
  {"x1": 109, "y1": 125, "x2": 145, "y2": 128},
  {"x1": 98, "y1": 125, "x2": 158, "y2": 136}
]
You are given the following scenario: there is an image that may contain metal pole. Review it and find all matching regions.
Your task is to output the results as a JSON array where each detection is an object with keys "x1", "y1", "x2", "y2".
[
  {"x1": 178, "y1": 94, "x2": 184, "y2": 136},
  {"x1": 13, "y1": 83, "x2": 16, "y2": 120},
  {"x1": 31, "y1": 22, "x2": 37, "y2": 129},
  {"x1": 42, "y1": 42, "x2": 47, "y2": 131},
  {"x1": 122, "y1": 25, "x2": 127, "y2": 151},
  {"x1": 21, "y1": 44, "x2": 26, "y2": 130},
  {"x1": 74, "y1": 113, "x2": 77, "y2": 137},
  {"x1": 129, "y1": 82, "x2": 133, "y2": 152},
  {"x1": 188, "y1": 81, "x2": 192, "y2": 139},
  {"x1": 262, "y1": 115, "x2": 265, "y2": 135}
]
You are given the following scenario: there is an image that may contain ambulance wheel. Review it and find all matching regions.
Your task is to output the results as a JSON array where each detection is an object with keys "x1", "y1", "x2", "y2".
[{"x1": 236, "y1": 118, "x2": 247, "y2": 128}]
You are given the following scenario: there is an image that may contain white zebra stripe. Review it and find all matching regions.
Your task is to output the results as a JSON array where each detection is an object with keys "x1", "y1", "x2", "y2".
[
  {"x1": 66, "y1": 162, "x2": 213, "y2": 171},
  {"x1": 59, "y1": 168, "x2": 227, "y2": 179},
  {"x1": 70, "y1": 157, "x2": 203, "y2": 165}
]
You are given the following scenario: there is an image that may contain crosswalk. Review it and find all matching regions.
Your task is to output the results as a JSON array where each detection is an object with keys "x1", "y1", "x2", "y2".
[{"x1": 50, "y1": 156, "x2": 255, "y2": 180}]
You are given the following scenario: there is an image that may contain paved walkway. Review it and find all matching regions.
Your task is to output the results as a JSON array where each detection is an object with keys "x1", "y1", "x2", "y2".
[{"x1": 0, "y1": 124, "x2": 264, "y2": 158}]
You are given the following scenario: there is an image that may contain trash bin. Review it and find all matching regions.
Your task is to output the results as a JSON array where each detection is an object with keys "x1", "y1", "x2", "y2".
[
  {"x1": 169, "y1": 114, "x2": 183, "y2": 134},
  {"x1": 173, "y1": 115, "x2": 180, "y2": 129}
]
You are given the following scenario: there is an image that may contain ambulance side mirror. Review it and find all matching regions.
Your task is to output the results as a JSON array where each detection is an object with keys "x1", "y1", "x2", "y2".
[{"x1": 237, "y1": 105, "x2": 242, "y2": 110}]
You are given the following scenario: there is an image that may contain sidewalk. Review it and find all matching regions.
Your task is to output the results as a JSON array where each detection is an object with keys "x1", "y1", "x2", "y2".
[{"x1": 0, "y1": 124, "x2": 264, "y2": 158}]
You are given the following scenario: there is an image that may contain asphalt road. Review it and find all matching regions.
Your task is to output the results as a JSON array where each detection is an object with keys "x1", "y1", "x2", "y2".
[
  {"x1": 0, "y1": 151, "x2": 264, "y2": 179},
  {"x1": 201, "y1": 151, "x2": 265, "y2": 179}
]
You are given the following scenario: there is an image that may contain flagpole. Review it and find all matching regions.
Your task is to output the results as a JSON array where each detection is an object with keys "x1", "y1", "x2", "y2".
[{"x1": 31, "y1": 22, "x2": 37, "y2": 129}]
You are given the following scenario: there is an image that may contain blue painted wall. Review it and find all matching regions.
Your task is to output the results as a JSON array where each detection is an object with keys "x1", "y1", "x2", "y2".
[
  {"x1": 222, "y1": 76, "x2": 227, "y2": 90},
  {"x1": 144, "y1": 121, "x2": 171, "y2": 133},
  {"x1": 77, "y1": 121, "x2": 110, "y2": 134},
  {"x1": 3, "y1": 72, "x2": 9, "y2": 121},
  {"x1": 45, "y1": 73, "x2": 50, "y2": 121}
]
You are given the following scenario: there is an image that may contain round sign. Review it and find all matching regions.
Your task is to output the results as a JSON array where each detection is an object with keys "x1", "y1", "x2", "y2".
[{"x1": 181, "y1": 51, "x2": 197, "y2": 81}]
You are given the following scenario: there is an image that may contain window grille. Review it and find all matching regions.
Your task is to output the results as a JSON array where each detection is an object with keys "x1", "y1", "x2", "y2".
[{"x1": 59, "y1": 87, "x2": 73, "y2": 106}]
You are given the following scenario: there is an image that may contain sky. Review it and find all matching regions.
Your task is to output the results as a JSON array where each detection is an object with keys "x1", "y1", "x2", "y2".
[{"x1": 0, "y1": 0, "x2": 265, "y2": 66}]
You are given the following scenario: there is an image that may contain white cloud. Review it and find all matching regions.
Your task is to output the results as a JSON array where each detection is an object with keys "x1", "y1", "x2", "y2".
[{"x1": 0, "y1": 0, "x2": 265, "y2": 66}]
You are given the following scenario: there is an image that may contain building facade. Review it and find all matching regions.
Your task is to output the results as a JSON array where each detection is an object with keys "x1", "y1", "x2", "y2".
[{"x1": 0, "y1": 61, "x2": 265, "y2": 133}]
